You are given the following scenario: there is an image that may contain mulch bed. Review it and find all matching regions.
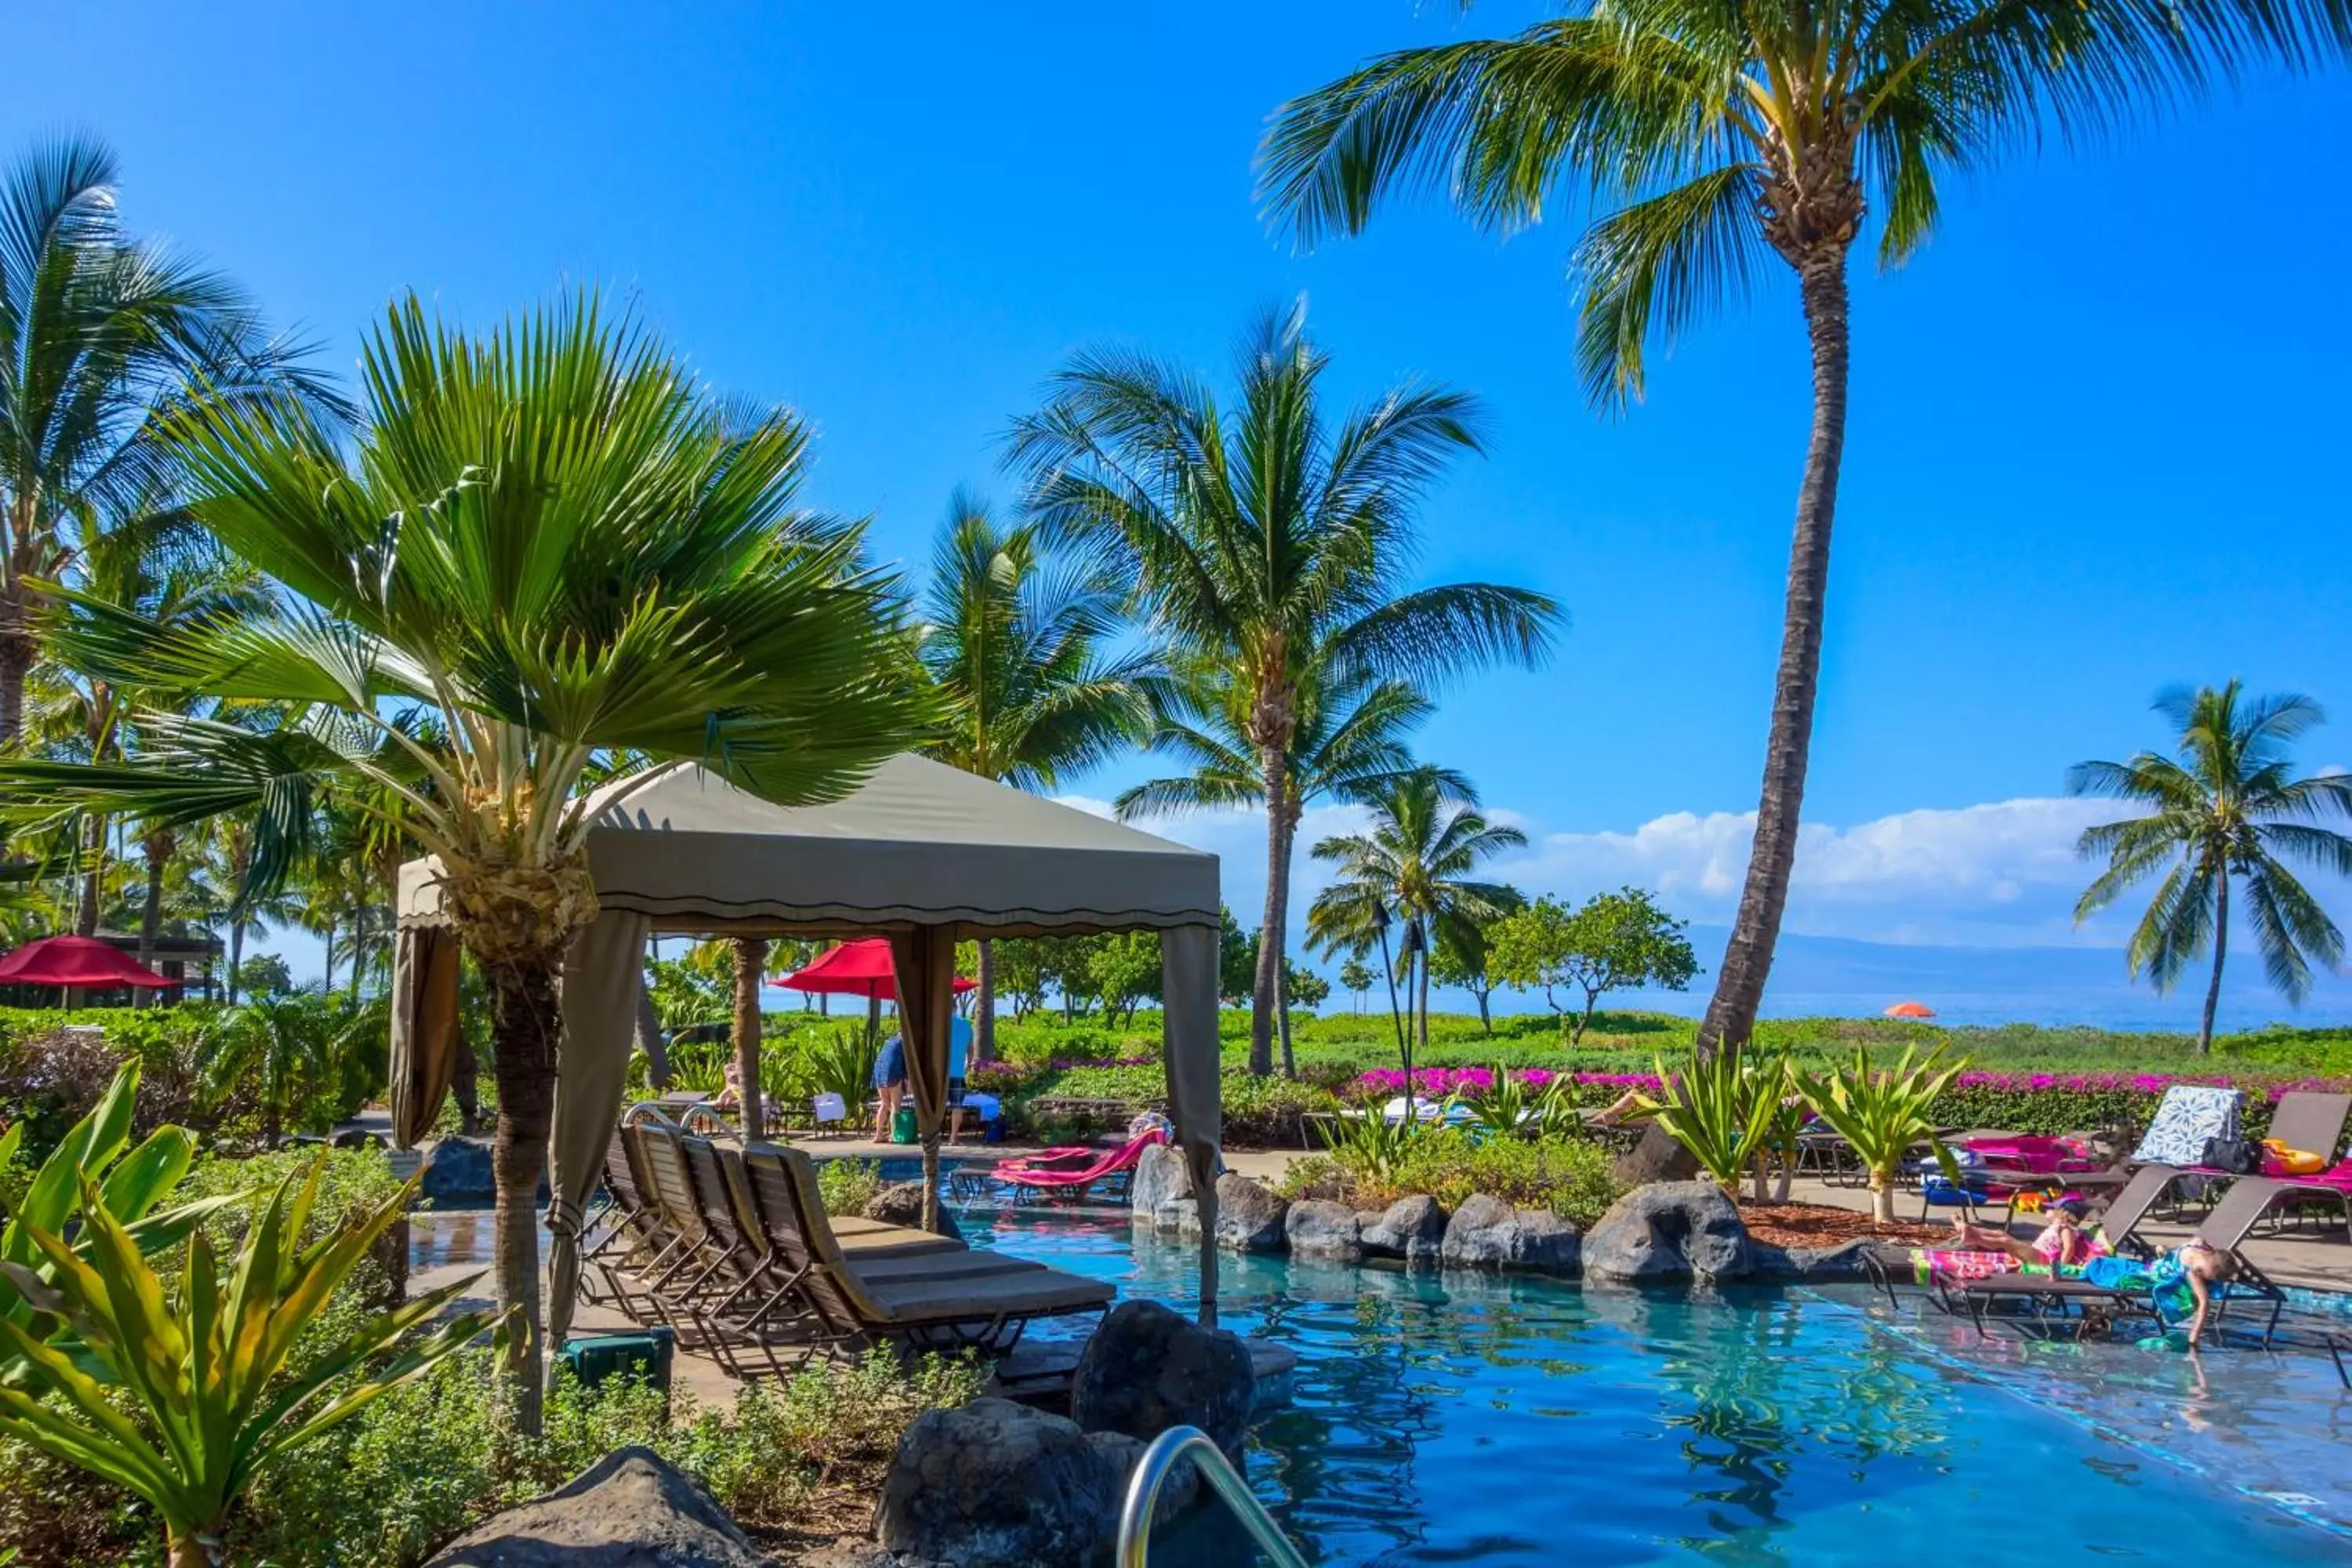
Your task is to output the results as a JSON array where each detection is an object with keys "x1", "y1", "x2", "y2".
[{"x1": 1735, "y1": 1200, "x2": 1953, "y2": 1250}]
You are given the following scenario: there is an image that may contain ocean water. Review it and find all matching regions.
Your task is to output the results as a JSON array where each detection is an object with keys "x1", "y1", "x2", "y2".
[{"x1": 967, "y1": 1206, "x2": 2352, "y2": 1563}]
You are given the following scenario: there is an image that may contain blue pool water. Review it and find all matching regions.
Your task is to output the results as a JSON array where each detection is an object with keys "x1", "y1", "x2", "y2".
[{"x1": 959, "y1": 1205, "x2": 2352, "y2": 1564}]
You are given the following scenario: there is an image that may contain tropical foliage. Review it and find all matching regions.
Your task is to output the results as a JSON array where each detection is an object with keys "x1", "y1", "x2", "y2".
[
  {"x1": 2071, "y1": 682, "x2": 2352, "y2": 1052},
  {"x1": 1795, "y1": 1044, "x2": 1967, "y2": 1221},
  {"x1": 1488, "y1": 887, "x2": 1700, "y2": 1043},
  {"x1": 1008, "y1": 303, "x2": 1559, "y2": 1076},
  {"x1": 0, "y1": 1161, "x2": 493, "y2": 1566}
]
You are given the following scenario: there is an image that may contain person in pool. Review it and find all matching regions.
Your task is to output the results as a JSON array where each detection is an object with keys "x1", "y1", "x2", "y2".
[{"x1": 1944, "y1": 1196, "x2": 2109, "y2": 1270}]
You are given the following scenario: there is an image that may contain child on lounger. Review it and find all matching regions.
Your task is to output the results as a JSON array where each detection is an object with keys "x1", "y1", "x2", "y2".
[{"x1": 1944, "y1": 1198, "x2": 2108, "y2": 1271}]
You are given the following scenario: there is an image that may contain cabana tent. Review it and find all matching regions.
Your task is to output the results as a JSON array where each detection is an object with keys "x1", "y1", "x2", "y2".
[{"x1": 390, "y1": 753, "x2": 1224, "y2": 1343}]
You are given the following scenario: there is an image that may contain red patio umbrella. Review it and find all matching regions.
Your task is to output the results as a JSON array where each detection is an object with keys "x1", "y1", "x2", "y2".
[
  {"x1": 771, "y1": 937, "x2": 975, "y2": 1000},
  {"x1": 1883, "y1": 1000, "x2": 1936, "y2": 1019},
  {"x1": 0, "y1": 935, "x2": 175, "y2": 989}
]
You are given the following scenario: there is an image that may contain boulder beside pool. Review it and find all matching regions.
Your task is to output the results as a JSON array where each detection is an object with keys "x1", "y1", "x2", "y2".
[
  {"x1": 1213, "y1": 1173, "x2": 1290, "y2": 1251},
  {"x1": 878, "y1": 1398, "x2": 1121, "y2": 1567},
  {"x1": 1581, "y1": 1181, "x2": 1752, "y2": 1283},
  {"x1": 1359, "y1": 1194, "x2": 1449, "y2": 1265},
  {"x1": 1284, "y1": 1198, "x2": 1364, "y2": 1260},
  {"x1": 1131, "y1": 1144, "x2": 1194, "y2": 1229},
  {"x1": 419, "y1": 1136, "x2": 495, "y2": 1207},
  {"x1": 865, "y1": 1180, "x2": 964, "y2": 1242},
  {"x1": 424, "y1": 1446, "x2": 760, "y2": 1567},
  {"x1": 1071, "y1": 1298, "x2": 1256, "y2": 1460},
  {"x1": 1439, "y1": 1193, "x2": 1581, "y2": 1272}
]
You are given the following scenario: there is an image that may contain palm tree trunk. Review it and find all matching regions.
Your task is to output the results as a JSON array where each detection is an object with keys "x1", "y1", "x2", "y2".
[
  {"x1": 0, "y1": 588, "x2": 31, "y2": 751},
  {"x1": 636, "y1": 988, "x2": 670, "y2": 1091},
  {"x1": 1621, "y1": 247, "x2": 1851, "y2": 1185},
  {"x1": 731, "y1": 936, "x2": 768, "y2": 1138},
  {"x1": 138, "y1": 832, "x2": 169, "y2": 1007},
  {"x1": 482, "y1": 951, "x2": 562, "y2": 1436},
  {"x1": 1249, "y1": 748, "x2": 1290, "y2": 1078},
  {"x1": 75, "y1": 811, "x2": 103, "y2": 937},
  {"x1": 1416, "y1": 946, "x2": 1431, "y2": 1055},
  {"x1": 2199, "y1": 873, "x2": 2229, "y2": 1054},
  {"x1": 452, "y1": 1033, "x2": 482, "y2": 1134},
  {"x1": 975, "y1": 938, "x2": 997, "y2": 1068},
  {"x1": 227, "y1": 920, "x2": 246, "y2": 1004},
  {"x1": 165, "y1": 1524, "x2": 221, "y2": 1567}
]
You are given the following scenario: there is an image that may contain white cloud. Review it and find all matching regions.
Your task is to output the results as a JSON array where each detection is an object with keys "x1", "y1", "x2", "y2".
[{"x1": 1069, "y1": 789, "x2": 2164, "y2": 949}]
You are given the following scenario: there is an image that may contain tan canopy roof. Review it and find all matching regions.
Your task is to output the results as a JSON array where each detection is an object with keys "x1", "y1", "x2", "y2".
[{"x1": 396, "y1": 753, "x2": 1218, "y2": 938}]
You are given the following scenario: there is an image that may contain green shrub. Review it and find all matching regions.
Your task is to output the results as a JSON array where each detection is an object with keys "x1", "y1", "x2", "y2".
[
  {"x1": 1291, "y1": 1124, "x2": 1624, "y2": 1228},
  {"x1": 815, "y1": 1156, "x2": 884, "y2": 1217}
]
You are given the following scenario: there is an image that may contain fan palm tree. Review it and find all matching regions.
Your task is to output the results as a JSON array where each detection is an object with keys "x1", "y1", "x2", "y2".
[
  {"x1": 916, "y1": 488, "x2": 1157, "y2": 1064},
  {"x1": 1116, "y1": 652, "x2": 1456, "y2": 1075},
  {"x1": 0, "y1": 294, "x2": 930, "y2": 1430},
  {"x1": 1007, "y1": 303, "x2": 1560, "y2": 1075},
  {"x1": 2071, "y1": 682, "x2": 2352, "y2": 1053},
  {"x1": 1306, "y1": 765, "x2": 1526, "y2": 1054},
  {"x1": 1259, "y1": 0, "x2": 2350, "y2": 1168},
  {"x1": 0, "y1": 135, "x2": 342, "y2": 747}
]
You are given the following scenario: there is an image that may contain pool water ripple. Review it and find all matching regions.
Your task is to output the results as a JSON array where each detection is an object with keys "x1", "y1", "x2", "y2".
[{"x1": 964, "y1": 1203, "x2": 2352, "y2": 1565}]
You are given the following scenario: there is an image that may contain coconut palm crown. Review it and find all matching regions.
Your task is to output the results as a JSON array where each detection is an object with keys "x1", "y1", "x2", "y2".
[
  {"x1": 2071, "y1": 681, "x2": 2352, "y2": 1052},
  {"x1": 1006, "y1": 303, "x2": 1560, "y2": 1075},
  {"x1": 7, "y1": 292, "x2": 932, "y2": 1428}
]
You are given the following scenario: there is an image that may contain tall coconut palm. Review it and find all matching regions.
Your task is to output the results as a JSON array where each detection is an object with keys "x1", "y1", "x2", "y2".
[
  {"x1": 1007, "y1": 304, "x2": 1560, "y2": 1075},
  {"x1": 1306, "y1": 765, "x2": 1526, "y2": 1054},
  {"x1": 916, "y1": 488, "x2": 1157, "y2": 1064},
  {"x1": 1259, "y1": 0, "x2": 2350, "y2": 1167},
  {"x1": 2071, "y1": 682, "x2": 2352, "y2": 1053},
  {"x1": 1116, "y1": 652, "x2": 1457, "y2": 1075},
  {"x1": 2, "y1": 294, "x2": 930, "y2": 1429},
  {"x1": 0, "y1": 136, "x2": 342, "y2": 746}
]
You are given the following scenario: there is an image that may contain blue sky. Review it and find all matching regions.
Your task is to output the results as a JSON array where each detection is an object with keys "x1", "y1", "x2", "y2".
[{"x1": 15, "y1": 2, "x2": 2352, "y2": 1024}]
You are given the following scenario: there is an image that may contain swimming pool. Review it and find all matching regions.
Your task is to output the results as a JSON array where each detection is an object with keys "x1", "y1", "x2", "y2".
[{"x1": 961, "y1": 1204, "x2": 2352, "y2": 1563}]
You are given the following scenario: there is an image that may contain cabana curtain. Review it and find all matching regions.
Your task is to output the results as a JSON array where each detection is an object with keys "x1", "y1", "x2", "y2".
[{"x1": 391, "y1": 754, "x2": 1224, "y2": 1335}]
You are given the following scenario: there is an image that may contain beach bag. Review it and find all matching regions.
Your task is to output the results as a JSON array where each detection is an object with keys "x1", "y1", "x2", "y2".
[
  {"x1": 2199, "y1": 1136, "x2": 2260, "y2": 1174},
  {"x1": 2263, "y1": 1138, "x2": 2326, "y2": 1177}
]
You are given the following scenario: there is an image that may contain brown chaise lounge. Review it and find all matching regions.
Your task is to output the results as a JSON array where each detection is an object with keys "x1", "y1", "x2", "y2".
[{"x1": 739, "y1": 1141, "x2": 1113, "y2": 1353}]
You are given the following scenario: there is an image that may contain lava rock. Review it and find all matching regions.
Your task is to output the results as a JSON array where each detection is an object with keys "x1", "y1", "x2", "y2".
[
  {"x1": 1087, "y1": 1429, "x2": 1200, "y2": 1523},
  {"x1": 1439, "y1": 1192, "x2": 1581, "y2": 1272},
  {"x1": 419, "y1": 1137, "x2": 495, "y2": 1207},
  {"x1": 424, "y1": 1446, "x2": 760, "y2": 1566},
  {"x1": 1750, "y1": 1237, "x2": 1883, "y2": 1282},
  {"x1": 1072, "y1": 1298, "x2": 1256, "y2": 1460},
  {"x1": 879, "y1": 1398, "x2": 1120, "y2": 1567},
  {"x1": 1213, "y1": 1174, "x2": 1290, "y2": 1252},
  {"x1": 1283, "y1": 1200, "x2": 1364, "y2": 1260},
  {"x1": 1131, "y1": 1144, "x2": 1194, "y2": 1224},
  {"x1": 1581, "y1": 1181, "x2": 1752, "y2": 1283},
  {"x1": 865, "y1": 1181, "x2": 964, "y2": 1242},
  {"x1": 1359, "y1": 1195, "x2": 1448, "y2": 1265}
]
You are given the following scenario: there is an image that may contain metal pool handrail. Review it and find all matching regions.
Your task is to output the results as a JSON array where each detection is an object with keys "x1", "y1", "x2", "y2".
[{"x1": 1116, "y1": 1425, "x2": 1309, "y2": 1568}]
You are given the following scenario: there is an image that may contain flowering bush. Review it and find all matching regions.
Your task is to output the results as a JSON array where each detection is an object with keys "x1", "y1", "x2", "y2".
[{"x1": 1353, "y1": 1065, "x2": 2349, "y2": 1144}]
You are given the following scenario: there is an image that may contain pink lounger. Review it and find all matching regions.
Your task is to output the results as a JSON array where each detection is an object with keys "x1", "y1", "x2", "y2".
[{"x1": 996, "y1": 1127, "x2": 1168, "y2": 1201}]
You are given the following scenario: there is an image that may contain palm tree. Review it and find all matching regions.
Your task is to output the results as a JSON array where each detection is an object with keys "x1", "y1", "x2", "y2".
[
  {"x1": 1116, "y1": 652, "x2": 1455, "y2": 1075},
  {"x1": 197, "y1": 815, "x2": 299, "y2": 1000},
  {"x1": 3, "y1": 295, "x2": 930, "y2": 1429},
  {"x1": 916, "y1": 488, "x2": 1157, "y2": 1065},
  {"x1": 1259, "y1": 0, "x2": 2349, "y2": 1167},
  {"x1": 1007, "y1": 304, "x2": 1560, "y2": 1075},
  {"x1": 0, "y1": 135, "x2": 340, "y2": 746},
  {"x1": 2071, "y1": 682, "x2": 2352, "y2": 1053},
  {"x1": 1306, "y1": 765, "x2": 1526, "y2": 1055}
]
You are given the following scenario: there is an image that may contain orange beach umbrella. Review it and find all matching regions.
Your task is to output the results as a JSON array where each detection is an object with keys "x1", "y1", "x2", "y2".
[{"x1": 1883, "y1": 1000, "x2": 1936, "y2": 1019}]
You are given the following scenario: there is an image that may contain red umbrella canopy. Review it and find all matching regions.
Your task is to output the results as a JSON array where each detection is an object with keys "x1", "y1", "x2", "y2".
[
  {"x1": 1883, "y1": 1000, "x2": 1936, "y2": 1019},
  {"x1": 0, "y1": 935, "x2": 175, "y2": 989},
  {"x1": 771, "y1": 938, "x2": 975, "y2": 1001}
]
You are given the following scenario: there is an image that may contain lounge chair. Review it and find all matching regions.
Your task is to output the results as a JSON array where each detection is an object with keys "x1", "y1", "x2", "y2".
[
  {"x1": 739, "y1": 1142, "x2": 1112, "y2": 1352},
  {"x1": 1935, "y1": 1168, "x2": 2287, "y2": 1345},
  {"x1": 2181, "y1": 1089, "x2": 2351, "y2": 1178},
  {"x1": 995, "y1": 1127, "x2": 1168, "y2": 1202}
]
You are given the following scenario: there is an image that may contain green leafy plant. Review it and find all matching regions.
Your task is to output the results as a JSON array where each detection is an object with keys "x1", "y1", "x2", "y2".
[
  {"x1": 815, "y1": 1157, "x2": 884, "y2": 1218},
  {"x1": 1795, "y1": 1044, "x2": 1968, "y2": 1221},
  {"x1": 0, "y1": 1162, "x2": 497, "y2": 1567},
  {"x1": 1740, "y1": 1048, "x2": 1807, "y2": 1203},
  {"x1": 804, "y1": 1025, "x2": 880, "y2": 1109},
  {"x1": 1313, "y1": 1109, "x2": 1420, "y2": 1185},
  {"x1": 1455, "y1": 1067, "x2": 1577, "y2": 1142},
  {"x1": 0, "y1": 1062, "x2": 223, "y2": 1339}
]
